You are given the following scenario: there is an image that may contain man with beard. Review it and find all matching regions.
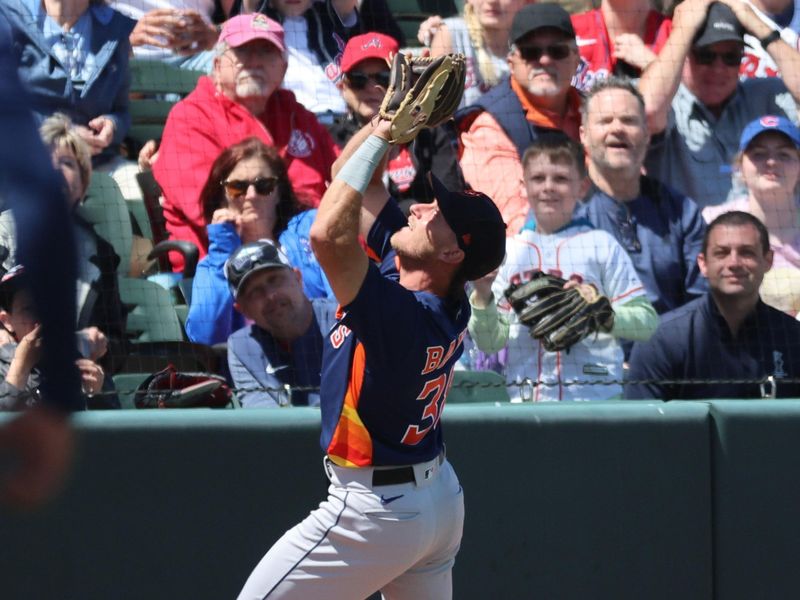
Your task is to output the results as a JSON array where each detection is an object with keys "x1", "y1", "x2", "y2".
[
  {"x1": 577, "y1": 77, "x2": 708, "y2": 315},
  {"x1": 457, "y1": 3, "x2": 583, "y2": 236},
  {"x1": 225, "y1": 240, "x2": 336, "y2": 408},
  {"x1": 152, "y1": 13, "x2": 339, "y2": 270}
]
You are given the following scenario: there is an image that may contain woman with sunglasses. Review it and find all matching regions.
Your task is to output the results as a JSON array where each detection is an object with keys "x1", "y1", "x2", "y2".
[
  {"x1": 703, "y1": 116, "x2": 800, "y2": 316},
  {"x1": 185, "y1": 137, "x2": 332, "y2": 345}
]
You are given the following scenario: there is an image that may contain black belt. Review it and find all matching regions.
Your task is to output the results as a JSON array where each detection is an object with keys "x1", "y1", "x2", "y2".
[
  {"x1": 372, "y1": 466, "x2": 415, "y2": 487},
  {"x1": 371, "y1": 452, "x2": 445, "y2": 487}
]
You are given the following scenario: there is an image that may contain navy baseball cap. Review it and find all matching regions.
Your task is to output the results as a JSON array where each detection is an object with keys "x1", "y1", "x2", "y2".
[
  {"x1": 693, "y1": 2, "x2": 744, "y2": 48},
  {"x1": 510, "y1": 4, "x2": 575, "y2": 45},
  {"x1": 224, "y1": 240, "x2": 292, "y2": 299},
  {"x1": 739, "y1": 115, "x2": 800, "y2": 152},
  {"x1": 429, "y1": 174, "x2": 506, "y2": 281}
]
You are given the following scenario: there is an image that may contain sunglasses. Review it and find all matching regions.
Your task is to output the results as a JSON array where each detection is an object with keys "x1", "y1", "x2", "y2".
[
  {"x1": 516, "y1": 43, "x2": 572, "y2": 62},
  {"x1": 346, "y1": 70, "x2": 391, "y2": 90},
  {"x1": 691, "y1": 48, "x2": 743, "y2": 67},
  {"x1": 221, "y1": 176, "x2": 279, "y2": 199}
]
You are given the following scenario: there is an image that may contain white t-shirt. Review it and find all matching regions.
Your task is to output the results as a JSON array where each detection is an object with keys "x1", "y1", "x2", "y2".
[{"x1": 741, "y1": 0, "x2": 800, "y2": 79}]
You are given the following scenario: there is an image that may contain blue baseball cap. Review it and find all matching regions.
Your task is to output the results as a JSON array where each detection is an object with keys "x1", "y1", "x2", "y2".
[
  {"x1": 429, "y1": 174, "x2": 506, "y2": 282},
  {"x1": 739, "y1": 115, "x2": 800, "y2": 152}
]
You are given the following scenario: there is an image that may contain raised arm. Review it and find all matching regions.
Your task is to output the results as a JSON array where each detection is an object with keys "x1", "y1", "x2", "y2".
[
  {"x1": 639, "y1": 0, "x2": 713, "y2": 134},
  {"x1": 719, "y1": 0, "x2": 800, "y2": 102},
  {"x1": 310, "y1": 120, "x2": 393, "y2": 306}
]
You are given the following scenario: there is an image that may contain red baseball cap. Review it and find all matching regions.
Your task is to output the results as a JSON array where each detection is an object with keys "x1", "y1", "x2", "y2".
[
  {"x1": 218, "y1": 14, "x2": 285, "y2": 52},
  {"x1": 340, "y1": 33, "x2": 398, "y2": 73}
]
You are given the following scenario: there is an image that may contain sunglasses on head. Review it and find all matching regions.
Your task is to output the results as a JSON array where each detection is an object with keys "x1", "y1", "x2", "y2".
[
  {"x1": 221, "y1": 176, "x2": 279, "y2": 199},
  {"x1": 346, "y1": 70, "x2": 391, "y2": 90},
  {"x1": 516, "y1": 43, "x2": 572, "y2": 62},
  {"x1": 692, "y1": 48, "x2": 743, "y2": 67}
]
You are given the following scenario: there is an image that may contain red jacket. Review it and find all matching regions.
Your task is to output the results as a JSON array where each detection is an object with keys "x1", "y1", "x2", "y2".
[{"x1": 153, "y1": 76, "x2": 339, "y2": 270}]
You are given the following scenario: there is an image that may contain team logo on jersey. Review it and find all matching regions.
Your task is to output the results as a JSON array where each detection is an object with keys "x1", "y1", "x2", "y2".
[
  {"x1": 330, "y1": 324, "x2": 352, "y2": 349},
  {"x1": 287, "y1": 129, "x2": 315, "y2": 158}
]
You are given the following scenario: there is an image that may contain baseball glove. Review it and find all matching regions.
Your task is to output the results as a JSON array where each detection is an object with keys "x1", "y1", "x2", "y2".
[
  {"x1": 379, "y1": 52, "x2": 466, "y2": 145},
  {"x1": 504, "y1": 273, "x2": 615, "y2": 352}
]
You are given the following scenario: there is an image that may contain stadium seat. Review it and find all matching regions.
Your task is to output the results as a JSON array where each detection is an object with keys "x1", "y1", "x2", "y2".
[
  {"x1": 449, "y1": 370, "x2": 509, "y2": 403},
  {"x1": 79, "y1": 174, "x2": 198, "y2": 341},
  {"x1": 118, "y1": 277, "x2": 185, "y2": 342},
  {"x1": 127, "y1": 60, "x2": 204, "y2": 150},
  {"x1": 79, "y1": 172, "x2": 134, "y2": 275}
]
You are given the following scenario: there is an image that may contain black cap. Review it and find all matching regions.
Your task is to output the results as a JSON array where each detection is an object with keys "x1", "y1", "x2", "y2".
[
  {"x1": 224, "y1": 240, "x2": 292, "y2": 299},
  {"x1": 429, "y1": 175, "x2": 506, "y2": 282},
  {"x1": 510, "y1": 4, "x2": 575, "y2": 45},
  {"x1": 693, "y1": 2, "x2": 744, "y2": 48}
]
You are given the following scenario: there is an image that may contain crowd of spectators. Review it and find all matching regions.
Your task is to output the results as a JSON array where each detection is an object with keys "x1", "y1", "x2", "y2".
[{"x1": 2, "y1": 0, "x2": 800, "y2": 408}]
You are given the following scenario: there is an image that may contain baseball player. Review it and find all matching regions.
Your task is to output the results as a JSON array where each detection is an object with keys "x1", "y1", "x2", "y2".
[
  {"x1": 237, "y1": 75, "x2": 506, "y2": 598},
  {"x1": 469, "y1": 134, "x2": 658, "y2": 402}
]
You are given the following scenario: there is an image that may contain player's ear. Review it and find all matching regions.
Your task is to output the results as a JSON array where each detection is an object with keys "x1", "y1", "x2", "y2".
[
  {"x1": 232, "y1": 301, "x2": 243, "y2": 315},
  {"x1": 440, "y1": 245, "x2": 465, "y2": 266}
]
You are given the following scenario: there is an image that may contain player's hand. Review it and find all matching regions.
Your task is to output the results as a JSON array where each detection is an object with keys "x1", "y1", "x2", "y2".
[
  {"x1": 471, "y1": 268, "x2": 498, "y2": 309},
  {"x1": 129, "y1": 8, "x2": 181, "y2": 48},
  {"x1": 76, "y1": 359, "x2": 104, "y2": 396},
  {"x1": 0, "y1": 408, "x2": 74, "y2": 510},
  {"x1": 138, "y1": 139, "x2": 160, "y2": 172},
  {"x1": 417, "y1": 15, "x2": 444, "y2": 47},
  {"x1": 613, "y1": 34, "x2": 657, "y2": 70},
  {"x1": 77, "y1": 327, "x2": 108, "y2": 361}
]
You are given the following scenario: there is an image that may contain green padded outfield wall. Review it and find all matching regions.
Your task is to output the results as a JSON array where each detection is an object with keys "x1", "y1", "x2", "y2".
[
  {"x1": 710, "y1": 400, "x2": 800, "y2": 600},
  {"x1": 0, "y1": 403, "x2": 712, "y2": 599}
]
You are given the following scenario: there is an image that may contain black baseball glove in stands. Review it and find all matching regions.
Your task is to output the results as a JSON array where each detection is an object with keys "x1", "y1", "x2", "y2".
[
  {"x1": 505, "y1": 272, "x2": 615, "y2": 352},
  {"x1": 378, "y1": 51, "x2": 466, "y2": 144}
]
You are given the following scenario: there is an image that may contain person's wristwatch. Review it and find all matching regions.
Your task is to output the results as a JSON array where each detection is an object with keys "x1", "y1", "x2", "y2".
[{"x1": 760, "y1": 29, "x2": 782, "y2": 50}]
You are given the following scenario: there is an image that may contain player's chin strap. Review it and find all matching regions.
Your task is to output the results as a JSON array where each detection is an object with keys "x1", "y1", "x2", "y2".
[{"x1": 335, "y1": 135, "x2": 389, "y2": 195}]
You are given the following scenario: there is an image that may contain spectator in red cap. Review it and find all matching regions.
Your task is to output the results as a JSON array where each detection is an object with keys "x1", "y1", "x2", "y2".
[
  {"x1": 152, "y1": 13, "x2": 339, "y2": 271},
  {"x1": 330, "y1": 32, "x2": 465, "y2": 212}
]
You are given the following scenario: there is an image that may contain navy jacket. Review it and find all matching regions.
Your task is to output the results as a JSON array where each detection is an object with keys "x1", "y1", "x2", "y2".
[
  {"x1": 578, "y1": 177, "x2": 708, "y2": 314},
  {"x1": 626, "y1": 294, "x2": 800, "y2": 400},
  {"x1": 4, "y1": 0, "x2": 134, "y2": 164}
]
